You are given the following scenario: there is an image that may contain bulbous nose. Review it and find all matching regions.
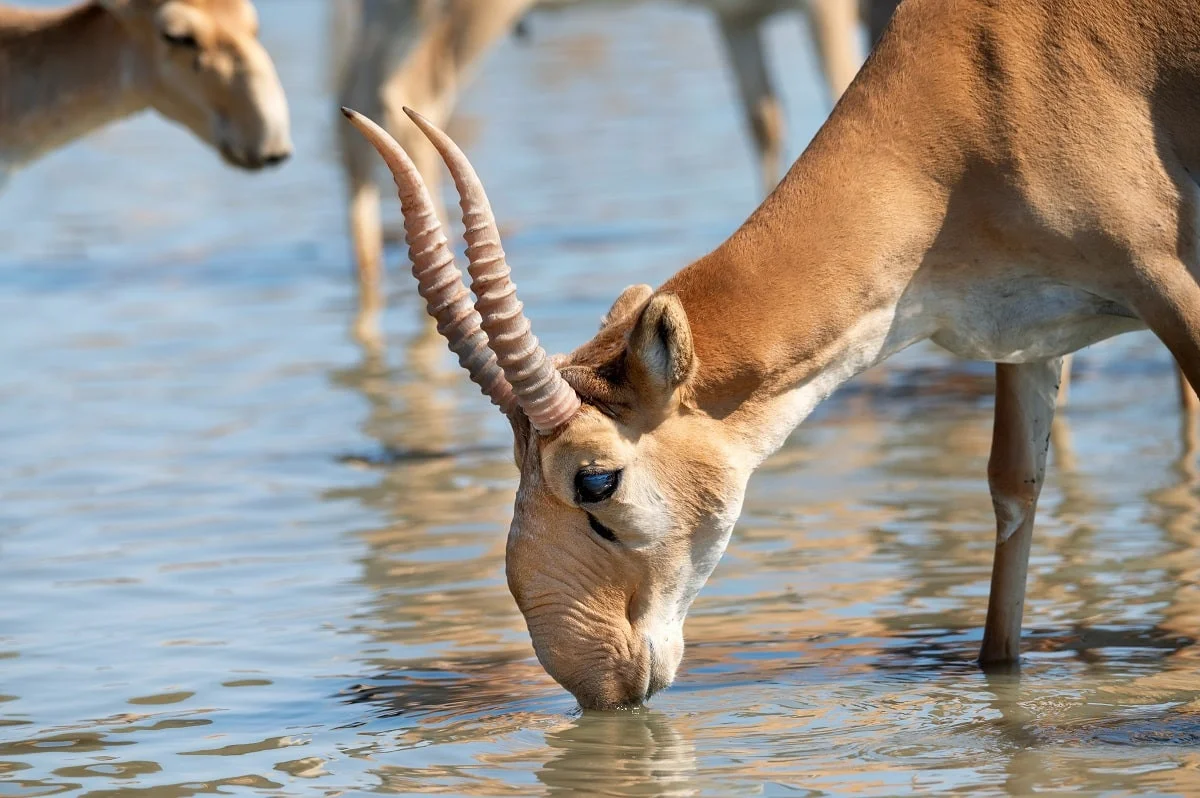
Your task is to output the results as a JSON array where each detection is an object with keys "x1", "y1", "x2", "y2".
[
  {"x1": 537, "y1": 647, "x2": 651, "y2": 711},
  {"x1": 573, "y1": 677, "x2": 649, "y2": 712},
  {"x1": 550, "y1": 630, "x2": 683, "y2": 711}
]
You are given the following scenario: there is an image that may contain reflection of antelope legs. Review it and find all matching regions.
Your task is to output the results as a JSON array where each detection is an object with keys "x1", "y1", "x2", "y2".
[
  {"x1": 334, "y1": 0, "x2": 886, "y2": 339},
  {"x1": 333, "y1": 319, "x2": 459, "y2": 459}
]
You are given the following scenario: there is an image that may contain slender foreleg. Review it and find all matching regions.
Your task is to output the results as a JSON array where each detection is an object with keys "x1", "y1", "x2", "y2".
[
  {"x1": 804, "y1": 0, "x2": 863, "y2": 101},
  {"x1": 979, "y1": 359, "x2": 1061, "y2": 664},
  {"x1": 716, "y1": 10, "x2": 785, "y2": 192},
  {"x1": 348, "y1": 177, "x2": 385, "y2": 345},
  {"x1": 376, "y1": 0, "x2": 538, "y2": 206},
  {"x1": 1178, "y1": 364, "x2": 1199, "y2": 419},
  {"x1": 336, "y1": 0, "x2": 424, "y2": 344},
  {"x1": 1056, "y1": 353, "x2": 1073, "y2": 408}
]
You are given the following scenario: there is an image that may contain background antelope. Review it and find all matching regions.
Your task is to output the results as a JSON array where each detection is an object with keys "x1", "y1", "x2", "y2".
[
  {"x1": 0, "y1": 0, "x2": 292, "y2": 183},
  {"x1": 346, "y1": 0, "x2": 1200, "y2": 710},
  {"x1": 333, "y1": 0, "x2": 901, "y2": 339}
]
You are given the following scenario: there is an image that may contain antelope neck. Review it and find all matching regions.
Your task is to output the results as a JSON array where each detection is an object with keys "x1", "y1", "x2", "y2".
[
  {"x1": 0, "y1": 3, "x2": 150, "y2": 167},
  {"x1": 662, "y1": 108, "x2": 946, "y2": 466}
]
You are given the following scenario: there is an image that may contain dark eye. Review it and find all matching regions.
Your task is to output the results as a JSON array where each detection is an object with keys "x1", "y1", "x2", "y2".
[
  {"x1": 574, "y1": 469, "x2": 620, "y2": 504},
  {"x1": 162, "y1": 31, "x2": 199, "y2": 49}
]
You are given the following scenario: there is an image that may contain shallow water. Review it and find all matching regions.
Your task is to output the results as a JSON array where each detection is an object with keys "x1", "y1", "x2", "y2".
[{"x1": 4, "y1": 2, "x2": 1200, "y2": 796}]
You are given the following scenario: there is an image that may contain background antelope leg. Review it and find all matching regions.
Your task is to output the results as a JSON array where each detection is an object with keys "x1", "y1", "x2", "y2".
[
  {"x1": 1179, "y1": 363, "x2": 1199, "y2": 417},
  {"x1": 803, "y1": 0, "x2": 863, "y2": 100},
  {"x1": 716, "y1": 10, "x2": 785, "y2": 191},
  {"x1": 1056, "y1": 352, "x2": 1072, "y2": 408}
]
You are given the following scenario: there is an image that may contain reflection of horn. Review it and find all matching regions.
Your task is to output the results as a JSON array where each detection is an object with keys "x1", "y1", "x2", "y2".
[
  {"x1": 405, "y1": 107, "x2": 580, "y2": 434},
  {"x1": 341, "y1": 108, "x2": 517, "y2": 414}
]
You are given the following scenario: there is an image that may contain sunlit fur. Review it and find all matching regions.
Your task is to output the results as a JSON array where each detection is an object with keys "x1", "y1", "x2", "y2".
[{"x1": 0, "y1": 0, "x2": 291, "y2": 173}]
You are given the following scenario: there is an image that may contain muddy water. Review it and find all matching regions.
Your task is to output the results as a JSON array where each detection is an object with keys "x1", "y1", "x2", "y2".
[{"x1": 3, "y1": 2, "x2": 1200, "y2": 796}]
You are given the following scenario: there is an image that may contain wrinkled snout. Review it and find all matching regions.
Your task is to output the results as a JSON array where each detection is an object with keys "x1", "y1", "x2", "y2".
[{"x1": 529, "y1": 617, "x2": 685, "y2": 711}]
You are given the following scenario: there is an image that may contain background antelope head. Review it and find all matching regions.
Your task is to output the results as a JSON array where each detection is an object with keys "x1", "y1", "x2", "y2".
[
  {"x1": 102, "y1": 0, "x2": 291, "y2": 169},
  {"x1": 344, "y1": 107, "x2": 753, "y2": 709}
]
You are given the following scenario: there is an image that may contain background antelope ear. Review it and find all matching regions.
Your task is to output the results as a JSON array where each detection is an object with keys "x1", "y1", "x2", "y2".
[
  {"x1": 601, "y1": 284, "x2": 653, "y2": 329},
  {"x1": 627, "y1": 292, "x2": 695, "y2": 402}
]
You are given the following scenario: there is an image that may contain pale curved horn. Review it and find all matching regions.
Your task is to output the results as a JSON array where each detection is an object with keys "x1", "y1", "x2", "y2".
[
  {"x1": 341, "y1": 107, "x2": 516, "y2": 414},
  {"x1": 404, "y1": 107, "x2": 581, "y2": 434}
]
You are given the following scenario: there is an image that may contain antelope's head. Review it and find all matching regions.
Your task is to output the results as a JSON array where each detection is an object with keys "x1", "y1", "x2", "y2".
[
  {"x1": 102, "y1": 0, "x2": 291, "y2": 169},
  {"x1": 343, "y1": 109, "x2": 751, "y2": 709}
]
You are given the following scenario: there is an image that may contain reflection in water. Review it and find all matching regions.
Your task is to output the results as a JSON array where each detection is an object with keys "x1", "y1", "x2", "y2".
[
  {"x1": 538, "y1": 711, "x2": 698, "y2": 797},
  {"x1": 321, "y1": 330, "x2": 1200, "y2": 794},
  {"x1": 330, "y1": 320, "x2": 462, "y2": 463}
]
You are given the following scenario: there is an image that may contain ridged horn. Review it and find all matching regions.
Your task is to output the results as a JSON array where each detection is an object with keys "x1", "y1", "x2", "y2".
[
  {"x1": 340, "y1": 107, "x2": 516, "y2": 414},
  {"x1": 404, "y1": 106, "x2": 581, "y2": 434}
]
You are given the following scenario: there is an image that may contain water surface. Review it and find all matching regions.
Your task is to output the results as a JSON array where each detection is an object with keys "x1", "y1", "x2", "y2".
[{"x1": 3, "y1": 2, "x2": 1200, "y2": 795}]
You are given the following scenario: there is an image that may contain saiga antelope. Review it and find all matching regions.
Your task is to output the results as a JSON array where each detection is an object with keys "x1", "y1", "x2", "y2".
[
  {"x1": 0, "y1": 0, "x2": 292, "y2": 183},
  {"x1": 335, "y1": 0, "x2": 900, "y2": 336},
  {"x1": 344, "y1": 0, "x2": 1200, "y2": 709}
]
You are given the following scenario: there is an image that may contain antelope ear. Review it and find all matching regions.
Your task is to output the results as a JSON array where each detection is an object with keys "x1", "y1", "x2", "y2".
[
  {"x1": 627, "y1": 292, "x2": 695, "y2": 402},
  {"x1": 600, "y1": 284, "x2": 653, "y2": 330}
]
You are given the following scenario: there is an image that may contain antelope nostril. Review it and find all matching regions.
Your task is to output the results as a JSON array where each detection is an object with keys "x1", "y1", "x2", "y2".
[{"x1": 263, "y1": 152, "x2": 289, "y2": 167}]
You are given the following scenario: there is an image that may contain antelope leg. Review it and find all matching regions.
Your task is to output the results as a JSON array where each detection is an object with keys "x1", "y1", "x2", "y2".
[{"x1": 980, "y1": 358, "x2": 1061, "y2": 664}]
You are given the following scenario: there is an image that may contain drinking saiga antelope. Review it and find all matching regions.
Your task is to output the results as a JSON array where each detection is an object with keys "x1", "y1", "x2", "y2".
[
  {"x1": 345, "y1": 0, "x2": 1200, "y2": 709},
  {"x1": 0, "y1": 0, "x2": 292, "y2": 183}
]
